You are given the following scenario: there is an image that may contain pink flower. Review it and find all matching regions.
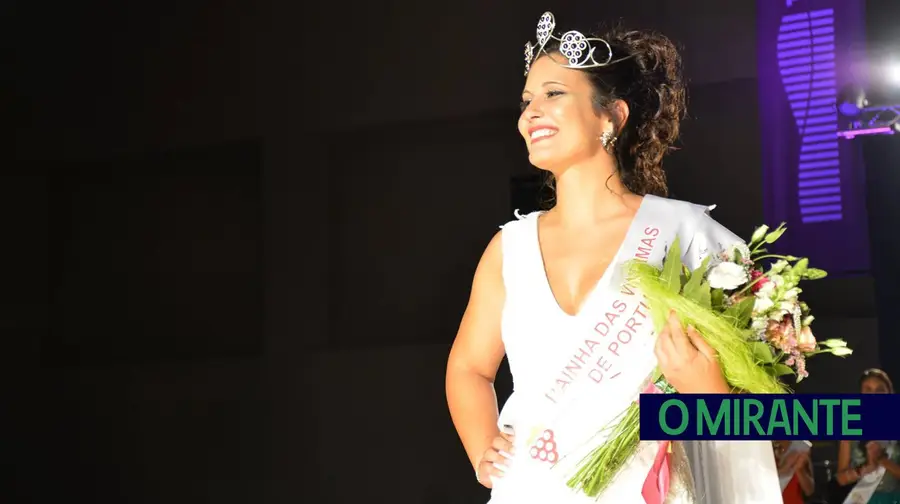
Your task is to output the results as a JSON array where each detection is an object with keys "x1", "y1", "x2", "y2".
[
  {"x1": 765, "y1": 315, "x2": 799, "y2": 353},
  {"x1": 750, "y1": 269, "x2": 770, "y2": 293},
  {"x1": 797, "y1": 355, "x2": 809, "y2": 378},
  {"x1": 797, "y1": 326, "x2": 816, "y2": 352}
]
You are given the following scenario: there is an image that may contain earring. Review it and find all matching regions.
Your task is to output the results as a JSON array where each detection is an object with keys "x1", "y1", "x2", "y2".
[{"x1": 599, "y1": 130, "x2": 617, "y2": 151}]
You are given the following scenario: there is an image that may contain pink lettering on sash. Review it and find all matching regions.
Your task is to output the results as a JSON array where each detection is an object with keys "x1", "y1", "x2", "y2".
[
  {"x1": 543, "y1": 225, "x2": 661, "y2": 404},
  {"x1": 535, "y1": 219, "x2": 670, "y2": 500}
]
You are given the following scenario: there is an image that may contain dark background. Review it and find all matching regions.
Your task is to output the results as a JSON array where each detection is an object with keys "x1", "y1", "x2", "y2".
[{"x1": 6, "y1": 0, "x2": 897, "y2": 502}]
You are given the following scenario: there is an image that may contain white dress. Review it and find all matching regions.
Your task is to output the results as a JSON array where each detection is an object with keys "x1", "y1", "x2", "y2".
[{"x1": 488, "y1": 195, "x2": 782, "y2": 504}]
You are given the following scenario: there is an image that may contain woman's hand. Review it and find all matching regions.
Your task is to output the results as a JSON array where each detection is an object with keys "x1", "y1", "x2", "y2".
[
  {"x1": 655, "y1": 310, "x2": 729, "y2": 394},
  {"x1": 475, "y1": 429, "x2": 515, "y2": 488},
  {"x1": 858, "y1": 463, "x2": 877, "y2": 477},
  {"x1": 792, "y1": 450, "x2": 811, "y2": 472},
  {"x1": 777, "y1": 449, "x2": 802, "y2": 477}
]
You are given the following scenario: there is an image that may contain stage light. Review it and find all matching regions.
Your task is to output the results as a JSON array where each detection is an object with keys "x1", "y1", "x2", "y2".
[
  {"x1": 835, "y1": 55, "x2": 900, "y2": 139},
  {"x1": 836, "y1": 83, "x2": 900, "y2": 139},
  {"x1": 886, "y1": 62, "x2": 900, "y2": 86},
  {"x1": 837, "y1": 85, "x2": 868, "y2": 117}
]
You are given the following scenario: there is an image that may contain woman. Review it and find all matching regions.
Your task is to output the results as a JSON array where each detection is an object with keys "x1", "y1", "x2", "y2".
[
  {"x1": 774, "y1": 440, "x2": 815, "y2": 504},
  {"x1": 836, "y1": 369, "x2": 900, "y2": 504},
  {"x1": 444, "y1": 11, "x2": 782, "y2": 504}
]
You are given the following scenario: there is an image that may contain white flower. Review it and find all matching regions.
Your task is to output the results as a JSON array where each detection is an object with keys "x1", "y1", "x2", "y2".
[
  {"x1": 831, "y1": 347, "x2": 853, "y2": 356},
  {"x1": 756, "y1": 281, "x2": 776, "y2": 298},
  {"x1": 750, "y1": 224, "x2": 769, "y2": 243},
  {"x1": 751, "y1": 225, "x2": 769, "y2": 244},
  {"x1": 771, "y1": 260, "x2": 789, "y2": 273},
  {"x1": 780, "y1": 301, "x2": 798, "y2": 313},
  {"x1": 754, "y1": 296, "x2": 775, "y2": 313},
  {"x1": 751, "y1": 317, "x2": 768, "y2": 331},
  {"x1": 771, "y1": 275, "x2": 785, "y2": 288},
  {"x1": 707, "y1": 262, "x2": 749, "y2": 290},
  {"x1": 782, "y1": 288, "x2": 799, "y2": 300},
  {"x1": 820, "y1": 338, "x2": 847, "y2": 348}
]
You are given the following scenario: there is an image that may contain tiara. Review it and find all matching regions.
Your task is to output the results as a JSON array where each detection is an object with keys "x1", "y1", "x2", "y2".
[{"x1": 524, "y1": 12, "x2": 620, "y2": 76}]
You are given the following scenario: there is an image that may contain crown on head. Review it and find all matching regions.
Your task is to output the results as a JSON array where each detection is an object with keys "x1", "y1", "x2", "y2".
[{"x1": 524, "y1": 12, "x2": 618, "y2": 76}]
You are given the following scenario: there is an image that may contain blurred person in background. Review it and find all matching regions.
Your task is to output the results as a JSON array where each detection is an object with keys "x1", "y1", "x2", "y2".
[
  {"x1": 774, "y1": 440, "x2": 814, "y2": 504},
  {"x1": 836, "y1": 369, "x2": 900, "y2": 504}
]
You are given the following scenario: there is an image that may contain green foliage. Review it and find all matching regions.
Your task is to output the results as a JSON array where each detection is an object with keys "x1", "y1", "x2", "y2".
[
  {"x1": 682, "y1": 256, "x2": 711, "y2": 309},
  {"x1": 711, "y1": 288, "x2": 726, "y2": 311},
  {"x1": 805, "y1": 268, "x2": 827, "y2": 280},
  {"x1": 750, "y1": 341, "x2": 775, "y2": 363},
  {"x1": 792, "y1": 258, "x2": 809, "y2": 278},
  {"x1": 764, "y1": 223, "x2": 787, "y2": 244},
  {"x1": 660, "y1": 237, "x2": 682, "y2": 294},
  {"x1": 723, "y1": 297, "x2": 755, "y2": 328},
  {"x1": 772, "y1": 363, "x2": 795, "y2": 377}
]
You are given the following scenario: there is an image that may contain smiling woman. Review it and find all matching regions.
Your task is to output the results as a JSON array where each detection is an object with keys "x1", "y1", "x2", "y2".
[
  {"x1": 445, "y1": 11, "x2": 782, "y2": 504},
  {"x1": 518, "y1": 20, "x2": 685, "y2": 199}
]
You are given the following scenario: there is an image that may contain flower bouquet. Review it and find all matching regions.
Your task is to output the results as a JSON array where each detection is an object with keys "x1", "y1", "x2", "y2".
[{"x1": 567, "y1": 223, "x2": 852, "y2": 497}]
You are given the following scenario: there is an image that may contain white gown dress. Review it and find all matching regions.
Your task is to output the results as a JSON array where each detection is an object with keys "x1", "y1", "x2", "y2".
[{"x1": 487, "y1": 195, "x2": 783, "y2": 504}]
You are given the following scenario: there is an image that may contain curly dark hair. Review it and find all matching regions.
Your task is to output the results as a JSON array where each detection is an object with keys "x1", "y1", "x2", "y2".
[{"x1": 540, "y1": 26, "x2": 687, "y2": 197}]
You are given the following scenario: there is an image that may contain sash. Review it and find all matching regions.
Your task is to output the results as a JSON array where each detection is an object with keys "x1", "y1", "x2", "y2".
[
  {"x1": 778, "y1": 441, "x2": 812, "y2": 491},
  {"x1": 495, "y1": 195, "x2": 694, "y2": 503},
  {"x1": 843, "y1": 466, "x2": 886, "y2": 504}
]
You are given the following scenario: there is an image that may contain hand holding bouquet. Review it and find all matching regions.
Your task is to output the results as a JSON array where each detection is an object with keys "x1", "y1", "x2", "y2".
[{"x1": 567, "y1": 223, "x2": 852, "y2": 497}]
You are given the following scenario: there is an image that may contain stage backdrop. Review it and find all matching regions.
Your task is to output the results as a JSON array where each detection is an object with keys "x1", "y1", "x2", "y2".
[{"x1": 757, "y1": 0, "x2": 871, "y2": 276}]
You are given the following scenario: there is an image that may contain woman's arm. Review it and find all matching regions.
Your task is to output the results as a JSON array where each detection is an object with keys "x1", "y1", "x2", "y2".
[
  {"x1": 836, "y1": 440, "x2": 862, "y2": 486},
  {"x1": 796, "y1": 456, "x2": 815, "y2": 496},
  {"x1": 446, "y1": 232, "x2": 507, "y2": 470},
  {"x1": 878, "y1": 451, "x2": 900, "y2": 479}
]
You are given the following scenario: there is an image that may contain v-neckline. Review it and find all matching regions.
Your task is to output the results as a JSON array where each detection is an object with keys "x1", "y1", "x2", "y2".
[{"x1": 533, "y1": 196, "x2": 651, "y2": 319}]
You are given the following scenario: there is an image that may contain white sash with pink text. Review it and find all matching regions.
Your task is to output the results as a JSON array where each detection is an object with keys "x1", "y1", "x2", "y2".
[{"x1": 493, "y1": 196, "x2": 687, "y2": 503}]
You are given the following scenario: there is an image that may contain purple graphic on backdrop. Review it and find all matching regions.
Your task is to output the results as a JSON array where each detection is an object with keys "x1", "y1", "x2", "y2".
[
  {"x1": 758, "y1": 0, "x2": 870, "y2": 275},
  {"x1": 778, "y1": 9, "x2": 841, "y2": 224}
]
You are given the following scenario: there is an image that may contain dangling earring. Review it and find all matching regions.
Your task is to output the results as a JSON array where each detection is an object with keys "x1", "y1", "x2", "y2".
[{"x1": 599, "y1": 130, "x2": 617, "y2": 152}]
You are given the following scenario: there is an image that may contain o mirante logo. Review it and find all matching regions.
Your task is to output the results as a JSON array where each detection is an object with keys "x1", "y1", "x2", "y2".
[{"x1": 640, "y1": 394, "x2": 896, "y2": 441}]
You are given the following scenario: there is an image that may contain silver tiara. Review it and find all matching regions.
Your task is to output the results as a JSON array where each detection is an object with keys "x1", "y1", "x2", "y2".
[{"x1": 524, "y1": 12, "x2": 619, "y2": 76}]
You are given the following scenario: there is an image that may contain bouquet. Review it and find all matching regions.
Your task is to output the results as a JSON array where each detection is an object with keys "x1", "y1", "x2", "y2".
[{"x1": 567, "y1": 223, "x2": 852, "y2": 497}]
